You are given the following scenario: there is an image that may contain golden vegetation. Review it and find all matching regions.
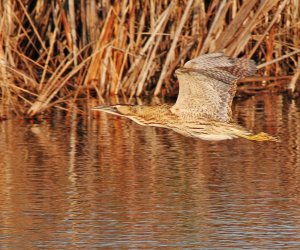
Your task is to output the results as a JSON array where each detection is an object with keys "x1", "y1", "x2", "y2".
[{"x1": 0, "y1": 0, "x2": 299, "y2": 119}]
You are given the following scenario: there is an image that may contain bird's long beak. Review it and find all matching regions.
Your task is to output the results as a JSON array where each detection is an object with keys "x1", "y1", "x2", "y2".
[{"x1": 92, "y1": 105, "x2": 122, "y2": 116}]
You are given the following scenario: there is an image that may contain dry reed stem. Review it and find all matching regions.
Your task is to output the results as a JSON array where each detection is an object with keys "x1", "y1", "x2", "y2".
[
  {"x1": 39, "y1": 18, "x2": 59, "y2": 88},
  {"x1": 16, "y1": 0, "x2": 48, "y2": 53},
  {"x1": 123, "y1": 3, "x2": 173, "y2": 90},
  {"x1": 230, "y1": 0, "x2": 280, "y2": 57},
  {"x1": 200, "y1": 0, "x2": 228, "y2": 54},
  {"x1": 257, "y1": 48, "x2": 300, "y2": 70},
  {"x1": 247, "y1": 0, "x2": 289, "y2": 58},
  {"x1": 288, "y1": 58, "x2": 300, "y2": 93},
  {"x1": 214, "y1": 0, "x2": 257, "y2": 52},
  {"x1": 27, "y1": 48, "x2": 94, "y2": 116},
  {"x1": 67, "y1": 0, "x2": 78, "y2": 66},
  {"x1": 154, "y1": 0, "x2": 193, "y2": 95}
]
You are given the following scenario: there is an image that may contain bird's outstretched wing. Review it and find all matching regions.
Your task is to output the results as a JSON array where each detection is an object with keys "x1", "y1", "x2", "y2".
[{"x1": 171, "y1": 53, "x2": 256, "y2": 122}]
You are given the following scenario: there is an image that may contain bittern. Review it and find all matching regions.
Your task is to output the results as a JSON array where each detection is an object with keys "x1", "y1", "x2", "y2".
[{"x1": 93, "y1": 53, "x2": 276, "y2": 141}]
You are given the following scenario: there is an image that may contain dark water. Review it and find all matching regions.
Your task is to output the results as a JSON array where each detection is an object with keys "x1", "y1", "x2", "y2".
[{"x1": 1, "y1": 95, "x2": 300, "y2": 249}]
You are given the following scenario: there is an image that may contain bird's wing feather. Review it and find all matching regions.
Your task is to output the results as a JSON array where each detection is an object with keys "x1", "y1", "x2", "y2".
[{"x1": 171, "y1": 53, "x2": 256, "y2": 122}]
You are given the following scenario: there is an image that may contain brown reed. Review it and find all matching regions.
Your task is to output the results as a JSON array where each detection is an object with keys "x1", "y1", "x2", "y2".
[{"x1": 0, "y1": 0, "x2": 299, "y2": 118}]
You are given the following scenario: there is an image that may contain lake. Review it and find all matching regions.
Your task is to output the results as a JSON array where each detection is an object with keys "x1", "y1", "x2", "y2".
[{"x1": 1, "y1": 94, "x2": 300, "y2": 249}]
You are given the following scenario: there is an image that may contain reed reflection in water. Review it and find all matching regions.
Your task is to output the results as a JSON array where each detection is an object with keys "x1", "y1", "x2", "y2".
[{"x1": 1, "y1": 95, "x2": 300, "y2": 249}]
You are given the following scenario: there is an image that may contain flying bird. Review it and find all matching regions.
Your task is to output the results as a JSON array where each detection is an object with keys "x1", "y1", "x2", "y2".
[{"x1": 92, "y1": 53, "x2": 276, "y2": 141}]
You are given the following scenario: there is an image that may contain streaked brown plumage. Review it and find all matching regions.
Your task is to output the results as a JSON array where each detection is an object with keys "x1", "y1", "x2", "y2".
[{"x1": 93, "y1": 53, "x2": 276, "y2": 141}]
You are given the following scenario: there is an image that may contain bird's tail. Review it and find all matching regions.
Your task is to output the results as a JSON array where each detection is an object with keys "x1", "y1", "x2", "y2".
[{"x1": 238, "y1": 132, "x2": 278, "y2": 142}]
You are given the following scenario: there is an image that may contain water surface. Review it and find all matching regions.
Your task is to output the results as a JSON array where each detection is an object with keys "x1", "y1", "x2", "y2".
[{"x1": 1, "y1": 95, "x2": 300, "y2": 249}]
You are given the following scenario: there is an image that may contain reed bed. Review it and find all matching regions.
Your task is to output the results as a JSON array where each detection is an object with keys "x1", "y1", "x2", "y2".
[{"x1": 0, "y1": 0, "x2": 299, "y2": 118}]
